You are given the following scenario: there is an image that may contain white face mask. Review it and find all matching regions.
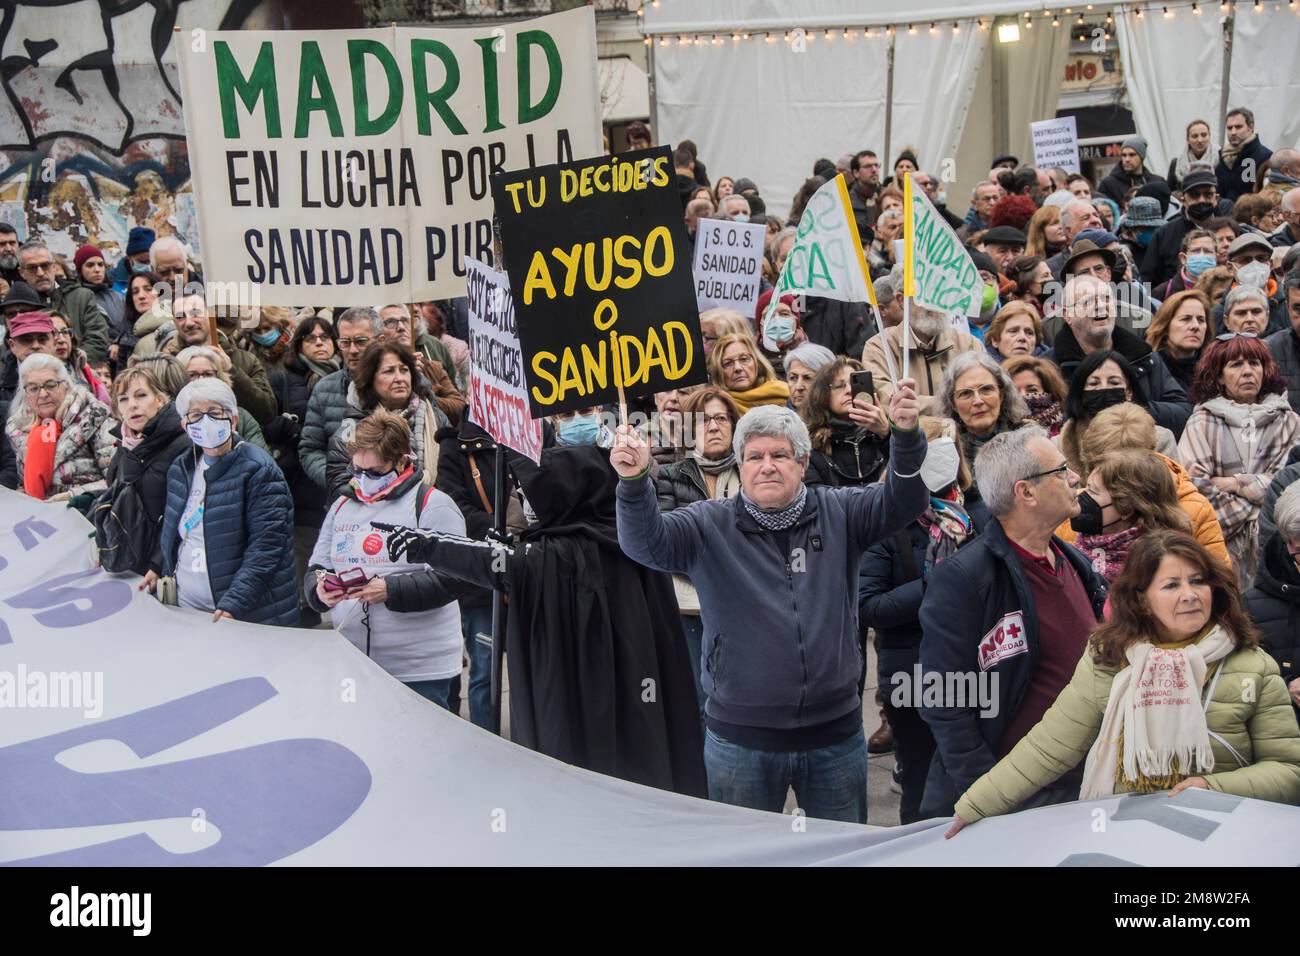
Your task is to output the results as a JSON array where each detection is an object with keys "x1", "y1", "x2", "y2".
[
  {"x1": 920, "y1": 436, "x2": 961, "y2": 493},
  {"x1": 355, "y1": 468, "x2": 398, "y2": 498},
  {"x1": 1235, "y1": 261, "x2": 1270, "y2": 290},
  {"x1": 185, "y1": 413, "x2": 232, "y2": 450}
]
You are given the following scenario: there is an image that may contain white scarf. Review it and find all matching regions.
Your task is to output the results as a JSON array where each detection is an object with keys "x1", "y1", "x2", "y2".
[
  {"x1": 1081, "y1": 624, "x2": 1235, "y2": 798},
  {"x1": 1173, "y1": 142, "x2": 1217, "y2": 186},
  {"x1": 1200, "y1": 392, "x2": 1291, "y2": 470}
]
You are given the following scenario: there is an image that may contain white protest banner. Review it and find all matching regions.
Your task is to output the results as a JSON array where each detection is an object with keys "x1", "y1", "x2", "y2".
[
  {"x1": 1, "y1": 493, "x2": 1296, "y2": 866},
  {"x1": 772, "y1": 176, "x2": 877, "y2": 307},
  {"x1": 463, "y1": 257, "x2": 542, "y2": 462},
  {"x1": 904, "y1": 174, "x2": 982, "y2": 322},
  {"x1": 1031, "y1": 115, "x2": 1081, "y2": 174},
  {"x1": 176, "y1": 8, "x2": 603, "y2": 307},
  {"x1": 692, "y1": 219, "x2": 765, "y2": 315}
]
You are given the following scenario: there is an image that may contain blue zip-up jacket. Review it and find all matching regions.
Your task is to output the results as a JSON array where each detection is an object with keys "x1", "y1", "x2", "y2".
[
  {"x1": 616, "y1": 427, "x2": 928, "y2": 730},
  {"x1": 160, "y1": 437, "x2": 299, "y2": 625}
]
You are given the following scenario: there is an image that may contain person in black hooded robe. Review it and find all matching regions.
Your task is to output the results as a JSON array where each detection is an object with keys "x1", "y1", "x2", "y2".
[{"x1": 381, "y1": 444, "x2": 707, "y2": 798}]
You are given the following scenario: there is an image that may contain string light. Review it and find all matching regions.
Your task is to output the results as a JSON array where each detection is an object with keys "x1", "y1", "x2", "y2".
[
  {"x1": 1192, "y1": 2, "x2": 1201, "y2": 13},
  {"x1": 1253, "y1": 0, "x2": 1262, "y2": 11},
  {"x1": 643, "y1": 36, "x2": 650, "y2": 44},
  {"x1": 1163, "y1": 5, "x2": 1173, "y2": 17},
  {"x1": 1051, "y1": 15, "x2": 1060, "y2": 26},
  {"x1": 952, "y1": 21, "x2": 960, "y2": 34},
  {"x1": 929, "y1": 21, "x2": 938, "y2": 34},
  {"x1": 825, "y1": 28, "x2": 834, "y2": 40},
  {"x1": 908, "y1": 23, "x2": 917, "y2": 34},
  {"x1": 1136, "y1": 7, "x2": 1144, "y2": 18},
  {"x1": 1077, "y1": 14, "x2": 1085, "y2": 24},
  {"x1": 1025, "y1": 16, "x2": 1033, "y2": 28}
]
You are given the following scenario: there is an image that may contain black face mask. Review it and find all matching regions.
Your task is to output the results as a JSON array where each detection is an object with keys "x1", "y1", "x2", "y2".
[
  {"x1": 1081, "y1": 387, "x2": 1128, "y2": 417},
  {"x1": 1070, "y1": 491, "x2": 1106, "y2": 535},
  {"x1": 1186, "y1": 202, "x2": 1215, "y2": 222}
]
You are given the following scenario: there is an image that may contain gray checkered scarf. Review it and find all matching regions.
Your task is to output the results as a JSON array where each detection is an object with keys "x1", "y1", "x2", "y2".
[{"x1": 740, "y1": 484, "x2": 808, "y2": 531}]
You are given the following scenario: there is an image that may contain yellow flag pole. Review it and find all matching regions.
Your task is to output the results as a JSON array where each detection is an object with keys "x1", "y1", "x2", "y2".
[
  {"x1": 902, "y1": 171, "x2": 915, "y2": 383},
  {"x1": 835, "y1": 175, "x2": 898, "y2": 387}
]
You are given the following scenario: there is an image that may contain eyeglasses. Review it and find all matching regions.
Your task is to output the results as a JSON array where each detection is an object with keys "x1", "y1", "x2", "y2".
[
  {"x1": 21, "y1": 260, "x2": 54, "y2": 273},
  {"x1": 699, "y1": 414, "x2": 731, "y2": 428},
  {"x1": 1022, "y1": 462, "x2": 1071, "y2": 483},
  {"x1": 348, "y1": 464, "x2": 394, "y2": 481},
  {"x1": 51, "y1": 328, "x2": 72, "y2": 339},
  {"x1": 184, "y1": 410, "x2": 231, "y2": 424},
  {"x1": 382, "y1": 317, "x2": 411, "y2": 328},
  {"x1": 156, "y1": 265, "x2": 187, "y2": 277},
  {"x1": 1216, "y1": 331, "x2": 1258, "y2": 341},
  {"x1": 23, "y1": 381, "x2": 64, "y2": 396},
  {"x1": 954, "y1": 384, "x2": 999, "y2": 403},
  {"x1": 338, "y1": 337, "x2": 372, "y2": 350},
  {"x1": 303, "y1": 333, "x2": 333, "y2": 345},
  {"x1": 1232, "y1": 253, "x2": 1272, "y2": 265},
  {"x1": 721, "y1": 354, "x2": 754, "y2": 369},
  {"x1": 187, "y1": 369, "x2": 219, "y2": 380}
]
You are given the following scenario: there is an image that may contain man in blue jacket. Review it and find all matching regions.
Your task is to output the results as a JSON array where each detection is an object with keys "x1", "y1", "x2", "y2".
[
  {"x1": 918, "y1": 426, "x2": 1106, "y2": 818},
  {"x1": 613, "y1": 381, "x2": 927, "y2": 823}
]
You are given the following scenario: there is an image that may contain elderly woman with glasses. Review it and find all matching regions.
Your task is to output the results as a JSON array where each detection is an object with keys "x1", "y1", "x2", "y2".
[
  {"x1": 4, "y1": 352, "x2": 113, "y2": 501},
  {"x1": 175, "y1": 345, "x2": 270, "y2": 452},
  {"x1": 143, "y1": 377, "x2": 298, "y2": 625},
  {"x1": 49, "y1": 311, "x2": 110, "y2": 403},
  {"x1": 707, "y1": 332, "x2": 789, "y2": 413},
  {"x1": 1178, "y1": 334, "x2": 1300, "y2": 587},
  {"x1": 939, "y1": 352, "x2": 1029, "y2": 494}
]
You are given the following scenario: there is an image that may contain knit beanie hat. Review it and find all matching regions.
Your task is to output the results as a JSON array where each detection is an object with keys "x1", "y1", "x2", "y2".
[
  {"x1": 73, "y1": 244, "x2": 103, "y2": 272},
  {"x1": 1121, "y1": 136, "x2": 1148, "y2": 161}
]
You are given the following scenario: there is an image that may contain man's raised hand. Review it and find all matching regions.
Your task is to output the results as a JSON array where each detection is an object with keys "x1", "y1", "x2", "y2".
[{"x1": 611, "y1": 423, "x2": 651, "y2": 479}]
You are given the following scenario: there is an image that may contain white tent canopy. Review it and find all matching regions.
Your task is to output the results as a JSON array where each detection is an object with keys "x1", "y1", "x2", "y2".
[{"x1": 645, "y1": 0, "x2": 1300, "y2": 218}]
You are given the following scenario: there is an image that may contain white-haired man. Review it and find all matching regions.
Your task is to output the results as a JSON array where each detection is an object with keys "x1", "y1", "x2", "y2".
[{"x1": 612, "y1": 383, "x2": 927, "y2": 822}]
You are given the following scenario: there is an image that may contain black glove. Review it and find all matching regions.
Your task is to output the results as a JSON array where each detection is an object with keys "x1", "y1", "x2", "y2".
[{"x1": 372, "y1": 522, "x2": 434, "y2": 564}]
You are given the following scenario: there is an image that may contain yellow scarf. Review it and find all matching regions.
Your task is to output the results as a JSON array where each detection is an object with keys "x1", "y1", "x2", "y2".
[{"x1": 727, "y1": 379, "x2": 790, "y2": 414}]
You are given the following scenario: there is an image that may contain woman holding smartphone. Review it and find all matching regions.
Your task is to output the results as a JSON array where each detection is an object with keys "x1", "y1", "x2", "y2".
[
  {"x1": 801, "y1": 357, "x2": 890, "y2": 487},
  {"x1": 306, "y1": 408, "x2": 470, "y2": 709}
]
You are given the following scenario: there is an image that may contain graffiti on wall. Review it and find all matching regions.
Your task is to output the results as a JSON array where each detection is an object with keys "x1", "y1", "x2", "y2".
[{"x1": 0, "y1": 0, "x2": 262, "y2": 262}]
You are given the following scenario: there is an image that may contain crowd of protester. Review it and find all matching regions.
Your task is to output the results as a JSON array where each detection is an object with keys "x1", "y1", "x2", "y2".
[{"x1": 2, "y1": 106, "x2": 1299, "y2": 829}]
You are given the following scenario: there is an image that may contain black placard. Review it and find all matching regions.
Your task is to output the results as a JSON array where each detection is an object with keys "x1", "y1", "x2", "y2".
[{"x1": 491, "y1": 146, "x2": 706, "y2": 417}]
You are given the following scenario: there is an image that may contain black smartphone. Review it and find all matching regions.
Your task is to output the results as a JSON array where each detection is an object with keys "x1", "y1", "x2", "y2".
[{"x1": 850, "y1": 370, "x2": 875, "y2": 405}]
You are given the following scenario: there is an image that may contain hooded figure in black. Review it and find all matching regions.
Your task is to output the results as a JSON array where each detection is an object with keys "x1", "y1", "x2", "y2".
[{"x1": 382, "y1": 444, "x2": 707, "y2": 797}]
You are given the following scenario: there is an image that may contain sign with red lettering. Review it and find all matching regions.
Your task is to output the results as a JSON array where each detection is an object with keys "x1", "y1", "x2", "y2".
[
  {"x1": 463, "y1": 257, "x2": 543, "y2": 462},
  {"x1": 977, "y1": 611, "x2": 1028, "y2": 672}
]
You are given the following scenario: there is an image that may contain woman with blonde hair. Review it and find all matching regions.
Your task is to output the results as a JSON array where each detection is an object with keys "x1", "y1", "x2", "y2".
[
  {"x1": 699, "y1": 307, "x2": 753, "y2": 359},
  {"x1": 948, "y1": 531, "x2": 1300, "y2": 835},
  {"x1": 1055, "y1": 401, "x2": 1229, "y2": 567},
  {"x1": 706, "y1": 332, "x2": 789, "y2": 412},
  {"x1": 983, "y1": 301, "x2": 1050, "y2": 362},
  {"x1": 1025, "y1": 204, "x2": 1066, "y2": 259},
  {"x1": 1069, "y1": 449, "x2": 1191, "y2": 582},
  {"x1": 1146, "y1": 289, "x2": 1214, "y2": 393}
]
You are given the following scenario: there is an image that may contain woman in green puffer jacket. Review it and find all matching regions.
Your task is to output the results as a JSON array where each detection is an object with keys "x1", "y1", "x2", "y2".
[{"x1": 948, "y1": 530, "x2": 1300, "y2": 835}]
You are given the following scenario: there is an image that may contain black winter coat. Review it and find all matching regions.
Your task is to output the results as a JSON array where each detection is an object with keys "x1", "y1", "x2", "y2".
[
  {"x1": 266, "y1": 357, "x2": 329, "y2": 527},
  {"x1": 1216, "y1": 137, "x2": 1273, "y2": 203},
  {"x1": 1244, "y1": 535, "x2": 1300, "y2": 696},
  {"x1": 1266, "y1": 329, "x2": 1300, "y2": 414},
  {"x1": 433, "y1": 419, "x2": 515, "y2": 610},
  {"x1": 1052, "y1": 324, "x2": 1192, "y2": 437},
  {"x1": 805, "y1": 420, "x2": 887, "y2": 487},
  {"x1": 0, "y1": 352, "x2": 16, "y2": 406},
  {"x1": 917, "y1": 517, "x2": 1107, "y2": 817},
  {"x1": 1096, "y1": 166, "x2": 1165, "y2": 208},
  {"x1": 801, "y1": 296, "x2": 871, "y2": 358},
  {"x1": 0, "y1": 399, "x2": 15, "y2": 489},
  {"x1": 101, "y1": 402, "x2": 191, "y2": 576}
]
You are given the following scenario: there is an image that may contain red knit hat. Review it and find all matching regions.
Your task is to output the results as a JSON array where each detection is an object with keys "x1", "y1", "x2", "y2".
[{"x1": 73, "y1": 244, "x2": 104, "y2": 272}]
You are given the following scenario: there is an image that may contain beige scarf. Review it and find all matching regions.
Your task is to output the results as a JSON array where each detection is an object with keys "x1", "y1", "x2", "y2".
[{"x1": 1081, "y1": 624, "x2": 1235, "y2": 798}]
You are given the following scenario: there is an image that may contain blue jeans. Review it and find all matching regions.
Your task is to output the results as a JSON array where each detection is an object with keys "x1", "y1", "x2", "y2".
[
  {"x1": 459, "y1": 604, "x2": 495, "y2": 729},
  {"x1": 406, "y1": 678, "x2": 455, "y2": 710},
  {"x1": 704, "y1": 725, "x2": 869, "y2": 823},
  {"x1": 680, "y1": 614, "x2": 706, "y2": 715}
]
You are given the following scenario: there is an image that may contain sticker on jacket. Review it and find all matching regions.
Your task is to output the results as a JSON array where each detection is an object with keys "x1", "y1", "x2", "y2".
[{"x1": 977, "y1": 612, "x2": 1027, "y2": 671}]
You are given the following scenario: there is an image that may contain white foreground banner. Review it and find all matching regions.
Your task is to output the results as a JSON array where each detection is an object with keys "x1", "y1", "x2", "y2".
[{"x1": 0, "y1": 491, "x2": 1295, "y2": 866}]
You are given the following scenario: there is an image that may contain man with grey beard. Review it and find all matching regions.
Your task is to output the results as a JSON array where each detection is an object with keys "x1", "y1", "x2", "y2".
[
  {"x1": 0, "y1": 224, "x2": 20, "y2": 285},
  {"x1": 860, "y1": 302, "x2": 983, "y2": 416}
]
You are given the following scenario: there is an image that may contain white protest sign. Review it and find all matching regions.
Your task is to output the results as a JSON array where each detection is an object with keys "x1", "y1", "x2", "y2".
[
  {"x1": 464, "y1": 257, "x2": 543, "y2": 462},
  {"x1": 1031, "y1": 116, "x2": 1081, "y2": 174},
  {"x1": 692, "y1": 219, "x2": 765, "y2": 315},
  {"x1": 904, "y1": 175, "x2": 982, "y2": 322},
  {"x1": 177, "y1": 9, "x2": 603, "y2": 307}
]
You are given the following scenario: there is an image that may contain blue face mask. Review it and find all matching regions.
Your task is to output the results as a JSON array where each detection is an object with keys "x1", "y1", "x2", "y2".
[
  {"x1": 558, "y1": 414, "x2": 600, "y2": 446},
  {"x1": 131, "y1": 261, "x2": 151, "y2": 274},
  {"x1": 1134, "y1": 229, "x2": 1155, "y2": 249},
  {"x1": 730, "y1": 213, "x2": 750, "y2": 224},
  {"x1": 1186, "y1": 253, "x2": 1216, "y2": 277},
  {"x1": 765, "y1": 316, "x2": 796, "y2": 344},
  {"x1": 251, "y1": 327, "x2": 281, "y2": 346}
]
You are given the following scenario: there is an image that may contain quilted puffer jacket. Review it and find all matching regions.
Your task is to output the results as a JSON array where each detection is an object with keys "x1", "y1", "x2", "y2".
[{"x1": 159, "y1": 436, "x2": 298, "y2": 625}]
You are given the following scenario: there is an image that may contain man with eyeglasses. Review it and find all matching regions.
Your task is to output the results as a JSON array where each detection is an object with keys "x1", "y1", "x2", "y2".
[
  {"x1": 1142, "y1": 169, "x2": 1224, "y2": 288},
  {"x1": 1051, "y1": 273, "x2": 1191, "y2": 436},
  {"x1": 299, "y1": 307, "x2": 384, "y2": 490},
  {"x1": 613, "y1": 385, "x2": 928, "y2": 823},
  {"x1": 149, "y1": 236, "x2": 200, "y2": 302},
  {"x1": 0, "y1": 311, "x2": 55, "y2": 405},
  {"x1": 917, "y1": 426, "x2": 1107, "y2": 819},
  {"x1": 158, "y1": 293, "x2": 276, "y2": 426},
  {"x1": 17, "y1": 239, "x2": 108, "y2": 364}
]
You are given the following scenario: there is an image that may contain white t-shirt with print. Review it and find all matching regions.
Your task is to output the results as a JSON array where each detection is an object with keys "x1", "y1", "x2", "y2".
[{"x1": 176, "y1": 458, "x2": 215, "y2": 612}]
